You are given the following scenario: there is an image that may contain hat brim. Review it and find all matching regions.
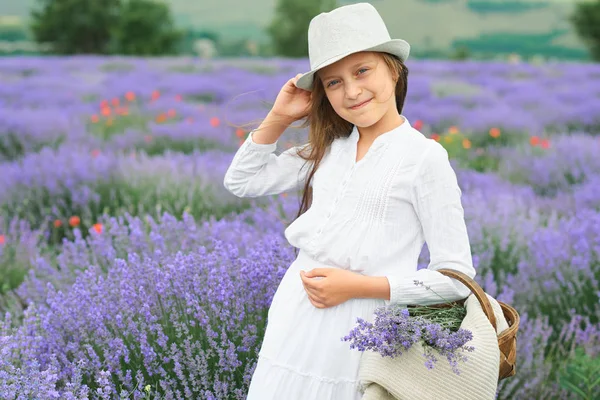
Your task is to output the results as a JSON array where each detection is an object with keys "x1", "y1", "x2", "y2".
[{"x1": 294, "y1": 39, "x2": 410, "y2": 91}]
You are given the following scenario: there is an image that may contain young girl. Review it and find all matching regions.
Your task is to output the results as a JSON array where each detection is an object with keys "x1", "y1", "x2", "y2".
[{"x1": 223, "y1": 3, "x2": 476, "y2": 399}]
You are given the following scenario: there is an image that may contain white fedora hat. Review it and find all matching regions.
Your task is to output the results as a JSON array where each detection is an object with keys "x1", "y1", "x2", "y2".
[{"x1": 295, "y1": 2, "x2": 410, "y2": 91}]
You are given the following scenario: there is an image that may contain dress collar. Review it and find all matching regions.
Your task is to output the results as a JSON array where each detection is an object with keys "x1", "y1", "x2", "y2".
[{"x1": 348, "y1": 115, "x2": 412, "y2": 147}]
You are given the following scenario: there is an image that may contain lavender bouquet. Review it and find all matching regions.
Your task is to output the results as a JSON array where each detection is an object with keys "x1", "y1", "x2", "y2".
[{"x1": 342, "y1": 281, "x2": 475, "y2": 375}]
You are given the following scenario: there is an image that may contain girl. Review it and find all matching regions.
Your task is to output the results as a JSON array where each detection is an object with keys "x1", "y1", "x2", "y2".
[{"x1": 223, "y1": 3, "x2": 476, "y2": 399}]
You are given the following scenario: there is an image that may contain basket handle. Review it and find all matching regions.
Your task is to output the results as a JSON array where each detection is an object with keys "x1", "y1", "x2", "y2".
[{"x1": 436, "y1": 268, "x2": 497, "y2": 331}]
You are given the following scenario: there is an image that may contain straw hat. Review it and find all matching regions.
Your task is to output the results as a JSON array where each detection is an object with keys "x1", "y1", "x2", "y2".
[{"x1": 295, "y1": 2, "x2": 411, "y2": 91}]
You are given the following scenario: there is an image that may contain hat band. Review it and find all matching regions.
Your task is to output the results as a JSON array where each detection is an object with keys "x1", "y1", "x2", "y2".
[{"x1": 310, "y1": 40, "x2": 389, "y2": 71}]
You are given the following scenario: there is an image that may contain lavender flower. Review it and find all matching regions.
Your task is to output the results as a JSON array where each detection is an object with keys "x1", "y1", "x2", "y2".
[
  {"x1": 1, "y1": 55, "x2": 600, "y2": 399},
  {"x1": 342, "y1": 302, "x2": 474, "y2": 375},
  {"x1": 1, "y1": 209, "x2": 296, "y2": 399}
]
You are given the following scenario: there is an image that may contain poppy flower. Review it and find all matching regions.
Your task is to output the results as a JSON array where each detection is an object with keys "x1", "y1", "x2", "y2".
[
  {"x1": 489, "y1": 128, "x2": 501, "y2": 138},
  {"x1": 69, "y1": 216, "x2": 80, "y2": 227},
  {"x1": 530, "y1": 136, "x2": 540, "y2": 146}
]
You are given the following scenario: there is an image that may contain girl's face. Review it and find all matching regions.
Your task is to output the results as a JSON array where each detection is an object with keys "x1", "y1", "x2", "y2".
[{"x1": 318, "y1": 51, "x2": 398, "y2": 129}]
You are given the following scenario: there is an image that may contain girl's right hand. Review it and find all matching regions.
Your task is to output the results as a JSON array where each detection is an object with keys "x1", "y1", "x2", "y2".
[{"x1": 270, "y1": 74, "x2": 312, "y2": 123}]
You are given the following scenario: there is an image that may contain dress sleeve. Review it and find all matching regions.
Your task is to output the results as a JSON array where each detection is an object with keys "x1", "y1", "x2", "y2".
[
  {"x1": 223, "y1": 130, "x2": 311, "y2": 198},
  {"x1": 384, "y1": 142, "x2": 476, "y2": 306}
]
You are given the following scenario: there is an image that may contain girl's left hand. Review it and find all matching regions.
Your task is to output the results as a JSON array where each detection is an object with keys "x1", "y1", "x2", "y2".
[{"x1": 299, "y1": 268, "x2": 363, "y2": 309}]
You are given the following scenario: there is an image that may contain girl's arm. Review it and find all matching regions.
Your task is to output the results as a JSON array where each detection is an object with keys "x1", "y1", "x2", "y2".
[
  {"x1": 382, "y1": 142, "x2": 476, "y2": 306},
  {"x1": 223, "y1": 113, "x2": 310, "y2": 198}
]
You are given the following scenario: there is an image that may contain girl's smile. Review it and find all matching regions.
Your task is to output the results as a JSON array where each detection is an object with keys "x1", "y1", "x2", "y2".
[{"x1": 349, "y1": 98, "x2": 373, "y2": 110}]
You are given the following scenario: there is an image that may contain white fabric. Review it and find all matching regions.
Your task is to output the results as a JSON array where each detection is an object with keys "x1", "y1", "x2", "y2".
[
  {"x1": 223, "y1": 116, "x2": 476, "y2": 399},
  {"x1": 358, "y1": 293, "x2": 509, "y2": 400},
  {"x1": 246, "y1": 249, "x2": 385, "y2": 399}
]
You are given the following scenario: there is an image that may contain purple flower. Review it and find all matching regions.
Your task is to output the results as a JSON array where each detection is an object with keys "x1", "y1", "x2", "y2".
[{"x1": 342, "y1": 304, "x2": 474, "y2": 375}]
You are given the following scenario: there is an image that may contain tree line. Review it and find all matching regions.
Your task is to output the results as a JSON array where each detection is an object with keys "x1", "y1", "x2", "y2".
[{"x1": 11, "y1": 0, "x2": 600, "y2": 61}]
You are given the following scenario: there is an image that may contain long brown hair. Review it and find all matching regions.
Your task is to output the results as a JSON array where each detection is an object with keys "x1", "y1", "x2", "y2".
[{"x1": 291, "y1": 52, "x2": 409, "y2": 230}]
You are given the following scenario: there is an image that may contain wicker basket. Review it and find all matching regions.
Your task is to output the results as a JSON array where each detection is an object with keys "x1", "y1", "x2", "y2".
[{"x1": 412, "y1": 268, "x2": 520, "y2": 381}]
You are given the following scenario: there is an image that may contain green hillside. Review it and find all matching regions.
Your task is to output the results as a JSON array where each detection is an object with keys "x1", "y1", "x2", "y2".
[{"x1": 0, "y1": 0, "x2": 590, "y2": 60}]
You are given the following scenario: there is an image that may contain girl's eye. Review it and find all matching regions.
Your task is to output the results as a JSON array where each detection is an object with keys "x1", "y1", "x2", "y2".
[{"x1": 326, "y1": 69, "x2": 367, "y2": 88}]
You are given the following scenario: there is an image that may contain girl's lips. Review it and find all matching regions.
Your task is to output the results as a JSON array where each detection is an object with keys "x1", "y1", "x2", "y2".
[{"x1": 349, "y1": 98, "x2": 372, "y2": 110}]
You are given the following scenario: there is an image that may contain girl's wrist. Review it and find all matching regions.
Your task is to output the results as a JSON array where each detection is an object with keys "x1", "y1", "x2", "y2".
[
  {"x1": 267, "y1": 110, "x2": 296, "y2": 126},
  {"x1": 253, "y1": 112, "x2": 293, "y2": 144},
  {"x1": 354, "y1": 275, "x2": 391, "y2": 301}
]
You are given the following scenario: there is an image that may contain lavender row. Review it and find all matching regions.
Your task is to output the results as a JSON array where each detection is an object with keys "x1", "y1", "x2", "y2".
[
  {"x1": 2, "y1": 57, "x2": 600, "y2": 161},
  {"x1": 0, "y1": 143, "x2": 266, "y2": 245},
  {"x1": 1, "y1": 201, "x2": 598, "y2": 399},
  {"x1": 2, "y1": 132, "x2": 597, "y2": 232}
]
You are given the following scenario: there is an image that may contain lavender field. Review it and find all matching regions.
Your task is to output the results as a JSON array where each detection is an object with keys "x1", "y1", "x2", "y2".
[{"x1": 0, "y1": 55, "x2": 599, "y2": 399}]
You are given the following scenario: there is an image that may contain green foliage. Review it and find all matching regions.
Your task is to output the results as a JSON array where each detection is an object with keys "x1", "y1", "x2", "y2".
[
  {"x1": 136, "y1": 137, "x2": 228, "y2": 156},
  {"x1": 30, "y1": 0, "x2": 182, "y2": 55},
  {"x1": 452, "y1": 29, "x2": 589, "y2": 61},
  {"x1": 0, "y1": 132, "x2": 65, "y2": 162},
  {"x1": 1, "y1": 173, "x2": 253, "y2": 246},
  {"x1": 0, "y1": 244, "x2": 30, "y2": 297},
  {"x1": 570, "y1": 0, "x2": 600, "y2": 61},
  {"x1": 558, "y1": 346, "x2": 600, "y2": 399},
  {"x1": 99, "y1": 61, "x2": 135, "y2": 72},
  {"x1": 450, "y1": 45, "x2": 471, "y2": 60},
  {"x1": 434, "y1": 126, "x2": 531, "y2": 173},
  {"x1": 268, "y1": 0, "x2": 338, "y2": 57},
  {"x1": 110, "y1": 0, "x2": 182, "y2": 55},
  {"x1": 467, "y1": 0, "x2": 548, "y2": 14},
  {"x1": 0, "y1": 24, "x2": 29, "y2": 42},
  {"x1": 30, "y1": 0, "x2": 121, "y2": 54}
]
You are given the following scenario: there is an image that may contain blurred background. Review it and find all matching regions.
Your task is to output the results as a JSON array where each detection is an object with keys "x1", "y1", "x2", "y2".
[
  {"x1": 0, "y1": 0, "x2": 599, "y2": 62},
  {"x1": 0, "y1": 1, "x2": 599, "y2": 399}
]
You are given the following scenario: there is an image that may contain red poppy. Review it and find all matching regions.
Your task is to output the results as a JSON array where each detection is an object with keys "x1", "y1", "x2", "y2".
[
  {"x1": 530, "y1": 136, "x2": 540, "y2": 146},
  {"x1": 489, "y1": 128, "x2": 501, "y2": 138}
]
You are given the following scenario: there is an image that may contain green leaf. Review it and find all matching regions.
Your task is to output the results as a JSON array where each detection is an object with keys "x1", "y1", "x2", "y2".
[{"x1": 559, "y1": 379, "x2": 588, "y2": 399}]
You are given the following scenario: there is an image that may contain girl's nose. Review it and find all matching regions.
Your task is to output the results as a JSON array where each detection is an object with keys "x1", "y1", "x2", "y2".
[{"x1": 344, "y1": 81, "x2": 362, "y2": 99}]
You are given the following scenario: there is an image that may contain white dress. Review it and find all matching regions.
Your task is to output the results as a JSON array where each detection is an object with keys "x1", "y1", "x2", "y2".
[{"x1": 223, "y1": 116, "x2": 476, "y2": 400}]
